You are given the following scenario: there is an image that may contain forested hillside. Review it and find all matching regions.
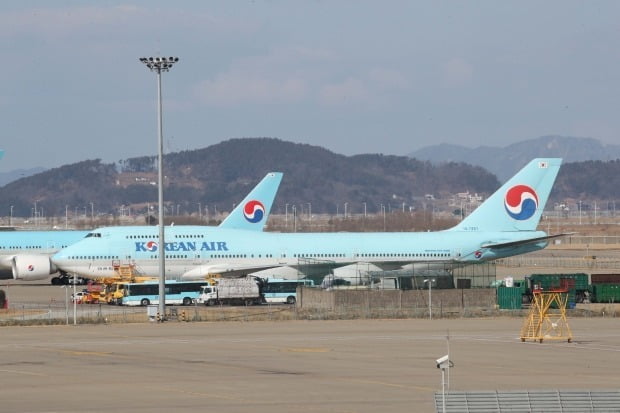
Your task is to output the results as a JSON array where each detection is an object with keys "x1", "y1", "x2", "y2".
[
  {"x1": 0, "y1": 138, "x2": 498, "y2": 217},
  {"x1": 3, "y1": 137, "x2": 618, "y2": 219}
]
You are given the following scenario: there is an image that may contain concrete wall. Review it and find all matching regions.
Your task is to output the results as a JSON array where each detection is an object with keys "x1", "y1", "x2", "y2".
[{"x1": 298, "y1": 287, "x2": 497, "y2": 311}]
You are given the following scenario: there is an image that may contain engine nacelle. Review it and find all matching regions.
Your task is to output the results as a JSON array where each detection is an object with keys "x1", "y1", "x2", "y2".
[{"x1": 11, "y1": 255, "x2": 57, "y2": 281}]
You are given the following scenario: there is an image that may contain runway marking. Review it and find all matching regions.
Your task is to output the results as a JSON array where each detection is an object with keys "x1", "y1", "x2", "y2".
[
  {"x1": 280, "y1": 347, "x2": 331, "y2": 353},
  {"x1": 34, "y1": 347, "x2": 136, "y2": 359},
  {"x1": 152, "y1": 385, "x2": 246, "y2": 401},
  {"x1": 0, "y1": 368, "x2": 46, "y2": 376},
  {"x1": 57, "y1": 350, "x2": 114, "y2": 357},
  {"x1": 342, "y1": 378, "x2": 435, "y2": 392}
]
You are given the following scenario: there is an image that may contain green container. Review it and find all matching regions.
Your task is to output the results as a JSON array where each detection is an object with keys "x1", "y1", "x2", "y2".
[
  {"x1": 568, "y1": 273, "x2": 589, "y2": 291},
  {"x1": 592, "y1": 284, "x2": 620, "y2": 303},
  {"x1": 529, "y1": 273, "x2": 588, "y2": 291},
  {"x1": 511, "y1": 280, "x2": 528, "y2": 294},
  {"x1": 497, "y1": 286, "x2": 523, "y2": 309}
]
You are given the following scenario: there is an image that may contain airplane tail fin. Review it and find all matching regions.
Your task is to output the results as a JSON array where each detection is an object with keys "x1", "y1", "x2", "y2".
[
  {"x1": 0, "y1": 150, "x2": 4, "y2": 160},
  {"x1": 450, "y1": 158, "x2": 561, "y2": 232},
  {"x1": 218, "y1": 172, "x2": 283, "y2": 231}
]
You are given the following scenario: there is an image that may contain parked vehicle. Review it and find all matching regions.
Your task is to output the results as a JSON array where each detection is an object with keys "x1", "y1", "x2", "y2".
[
  {"x1": 70, "y1": 291, "x2": 89, "y2": 303},
  {"x1": 197, "y1": 277, "x2": 263, "y2": 306},
  {"x1": 114, "y1": 280, "x2": 207, "y2": 306},
  {"x1": 263, "y1": 278, "x2": 314, "y2": 304}
]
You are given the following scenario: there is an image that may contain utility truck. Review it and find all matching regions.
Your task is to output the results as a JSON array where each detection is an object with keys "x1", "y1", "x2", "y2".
[{"x1": 197, "y1": 277, "x2": 263, "y2": 306}]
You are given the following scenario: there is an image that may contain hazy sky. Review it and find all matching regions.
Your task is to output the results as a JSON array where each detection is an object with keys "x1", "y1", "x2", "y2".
[{"x1": 1, "y1": 1, "x2": 619, "y2": 172}]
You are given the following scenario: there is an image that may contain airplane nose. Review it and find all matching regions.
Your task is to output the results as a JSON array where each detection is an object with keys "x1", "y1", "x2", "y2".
[{"x1": 51, "y1": 251, "x2": 68, "y2": 267}]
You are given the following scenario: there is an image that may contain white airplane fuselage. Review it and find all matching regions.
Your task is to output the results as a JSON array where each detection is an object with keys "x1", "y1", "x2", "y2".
[
  {"x1": 51, "y1": 158, "x2": 563, "y2": 282},
  {"x1": 52, "y1": 226, "x2": 549, "y2": 280}
]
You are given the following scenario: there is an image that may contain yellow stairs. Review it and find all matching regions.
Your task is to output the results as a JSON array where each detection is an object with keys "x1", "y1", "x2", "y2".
[
  {"x1": 520, "y1": 289, "x2": 572, "y2": 343},
  {"x1": 114, "y1": 264, "x2": 137, "y2": 279}
]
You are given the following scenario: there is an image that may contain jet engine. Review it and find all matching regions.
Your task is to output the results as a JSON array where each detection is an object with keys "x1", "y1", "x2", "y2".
[{"x1": 11, "y1": 255, "x2": 57, "y2": 281}]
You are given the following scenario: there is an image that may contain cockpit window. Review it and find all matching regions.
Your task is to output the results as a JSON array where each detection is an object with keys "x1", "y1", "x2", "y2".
[{"x1": 85, "y1": 232, "x2": 101, "y2": 238}]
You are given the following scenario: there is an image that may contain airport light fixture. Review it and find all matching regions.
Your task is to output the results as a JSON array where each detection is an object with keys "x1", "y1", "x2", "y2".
[
  {"x1": 139, "y1": 56, "x2": 180, "y2": 320},
  {"x1": 424, "y1": 278, "x2": 435, "y2": 320}
]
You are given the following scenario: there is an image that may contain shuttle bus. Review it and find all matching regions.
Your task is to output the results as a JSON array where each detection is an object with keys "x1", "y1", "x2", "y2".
[
  {"x1": 262, "y1": 278, "x2": 314, "y2": 304},
  {"x1": 115, "y1": 280, "x2": 209, "y2": 306}
]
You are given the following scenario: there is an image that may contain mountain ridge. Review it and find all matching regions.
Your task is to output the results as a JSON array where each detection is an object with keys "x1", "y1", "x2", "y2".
[
  {"x1": 410, "y1": 135, "x2": 620, "y2": 180},
  {"x1": 0, "y1": 138, "x2": 499, "y2": 217},
  {"x1": 3, "y1": 136, "x2": 620, "y2": 219}
]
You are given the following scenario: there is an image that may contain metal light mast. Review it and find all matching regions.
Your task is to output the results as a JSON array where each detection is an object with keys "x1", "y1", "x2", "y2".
[{"x1": 139, "y1": 56, "x2": 179, "y2": 320}]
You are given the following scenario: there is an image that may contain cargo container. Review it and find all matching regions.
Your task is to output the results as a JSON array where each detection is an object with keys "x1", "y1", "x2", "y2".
[
  {"x1": 528, "y1": 273, "x2": 588, "y2": 303},
  {"x1": 529, "y1": 273, "x2": 588, "y2": 291},
  {"x1": 591, "y1": 284, "x2": 620, "y2": 303},
  {"x1": 497, "y1": 286, "x2": 523, "y2": 309},
  {"x1": 590, "y1": 274, "x2": 620, "y2": 284}
]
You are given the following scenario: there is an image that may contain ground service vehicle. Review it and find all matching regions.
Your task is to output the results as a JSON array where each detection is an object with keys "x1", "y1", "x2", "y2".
[
  {"x1": 71, "y1": 291, "x2": 89, "y2": 303},
  {"x1": 262, "y1": 278, "x2": 314, "y2": 304},
  {"x1": 197, "y1": 277, "x2": 263, "y2": 306},
  {"x1": 116, "y1": 280, "x2": 208, "y2": 306}
]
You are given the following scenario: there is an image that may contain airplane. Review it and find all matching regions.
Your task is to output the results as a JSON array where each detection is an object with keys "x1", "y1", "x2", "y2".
[
  {"x1": 51, "y1": 158, "x2": 563, "y2": 284},
  {"x1": 0, "y1": 172, "x2": 282, "y2": 282},
  {"x1": 0, "y1": 150, "x2": 88, "y2": 282}
]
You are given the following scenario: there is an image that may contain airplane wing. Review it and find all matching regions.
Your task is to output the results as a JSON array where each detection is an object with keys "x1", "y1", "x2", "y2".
[
  {"x1": 181, "y1": 259, "x2": 362, "y2": 281},
  {"x1": 481, "y1": 233, "x2": 574, "y2": 250},
  {"x1": 181, "y1": 263, "x2": 286, "y2": 280}
]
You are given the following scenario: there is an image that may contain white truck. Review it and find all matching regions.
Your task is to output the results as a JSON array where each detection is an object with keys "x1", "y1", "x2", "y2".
[{"x1": 197, "y1": 277, "x2": 263, "y2": 306}]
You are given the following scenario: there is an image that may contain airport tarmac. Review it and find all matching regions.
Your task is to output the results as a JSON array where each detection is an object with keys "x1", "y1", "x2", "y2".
[{"x1": 1, "y1": 317, "x2": 619, "y2": 413}]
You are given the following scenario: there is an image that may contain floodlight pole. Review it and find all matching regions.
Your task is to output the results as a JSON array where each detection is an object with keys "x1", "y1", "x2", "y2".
[
  {"x1": 441, "y1": 368, "x2": 446, "y2": 413},
  {"x1": 139, "y1": 56, "x2": 179, "y2": 320},
  {"x1": 425, "y1": 278, "x2": 435, "y2": 320},
  {"x1": 429, "y1": 280, "x2": 432, "y2": 320}
]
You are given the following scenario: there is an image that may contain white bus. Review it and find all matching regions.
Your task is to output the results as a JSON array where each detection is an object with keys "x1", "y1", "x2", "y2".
[
  {"x1": 117, "y1": 280, "x2": 208, "y2": 306},
  {"x1": 262, "y1": 278, "x2": 314, "y2": 304}
]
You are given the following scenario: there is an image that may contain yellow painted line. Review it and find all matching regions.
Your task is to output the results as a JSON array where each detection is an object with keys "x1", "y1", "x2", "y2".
[
  {"x1": 280, "y1": 347, "x2": 331, "y2": 353},
  {"x1": 57, "y1": 350, "x2": 114, "y2": 356},
  {"x1": 35, "y1": 346, "x2": 136, "y2": 359},
  {"x1": 0, "y1": 368, "x2": 47, "y2": 377},
  {"x1": 152, "y1": 385, "x2": 245, "y2": 401}
]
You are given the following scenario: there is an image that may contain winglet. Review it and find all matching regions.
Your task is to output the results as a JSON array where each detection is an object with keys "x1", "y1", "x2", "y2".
[
  {"x1": 218, "y1": 172, "x2": 283, "y2": 231},
  {"x1": 451, "y1": 158, "x2": 562, "y2": 232}
]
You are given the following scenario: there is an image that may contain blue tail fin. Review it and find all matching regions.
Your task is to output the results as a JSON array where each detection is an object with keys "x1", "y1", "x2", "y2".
[
  {"x1": 0, "y1": 150, "x2": 4, "y2": 160},
  {"x1": 218, "y1": 172, "x2": 283, "y2": 231},
  {"x1": 451, "y1": 158, "x2": 561, "y2": 232}
]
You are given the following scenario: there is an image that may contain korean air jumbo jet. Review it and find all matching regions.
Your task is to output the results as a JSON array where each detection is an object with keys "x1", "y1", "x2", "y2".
[
  {"x1": 0, "y1": 150, "x2": 88, "y2": 281},
  {"x1": 52, "y1": 159, "x2": 562, "y2": 282},
  {"x1": 0, "y1": 172, "x2": 282, "y2": 281}
]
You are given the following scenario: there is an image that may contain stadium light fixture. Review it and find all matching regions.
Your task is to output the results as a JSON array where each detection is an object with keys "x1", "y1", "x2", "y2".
[{"x1": 139, "y1": 56, "x2": 179, "y2": 320}]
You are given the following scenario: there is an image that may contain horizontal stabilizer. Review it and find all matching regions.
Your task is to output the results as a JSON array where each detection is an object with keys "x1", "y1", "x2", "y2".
[{"x1": 481, "y1": 233, "x2": 574, "y2": 250}]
